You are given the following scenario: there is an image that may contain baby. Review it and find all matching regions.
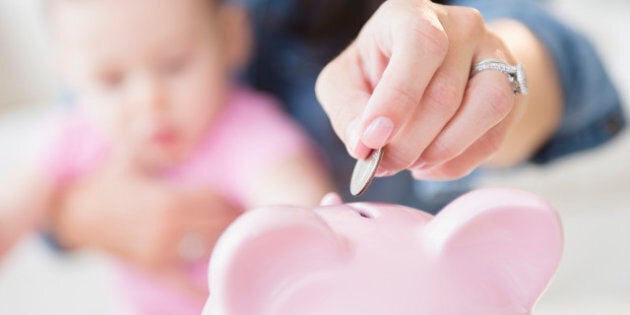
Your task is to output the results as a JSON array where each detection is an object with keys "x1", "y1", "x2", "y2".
[{"x1": 0, "y1": 0, "x2": 332, "y2": 314}]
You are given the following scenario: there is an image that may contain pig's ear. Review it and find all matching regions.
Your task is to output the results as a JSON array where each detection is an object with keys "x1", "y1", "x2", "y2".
[
  {"x1": 423, "y1": 188, "x2": 563, "y2": 309},
  {"x1": 206, "y1": 206, "x2": 348, "y2": 315},
  {"x1": 320, "y1": 192, "x2": 343, "y2": 206}
]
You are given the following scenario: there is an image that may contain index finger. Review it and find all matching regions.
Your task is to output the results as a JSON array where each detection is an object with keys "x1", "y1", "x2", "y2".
[
  {"x1": 357, "y1": 13, "x2": 448, "y2": 151},
  {"x1": 315, "y1": 44, "x2": 372, "y2": 159}
]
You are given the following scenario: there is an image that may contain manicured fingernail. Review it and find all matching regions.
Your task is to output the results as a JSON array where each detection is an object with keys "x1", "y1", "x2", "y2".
[
  {"x1": 411, "y1": 158, "x2": 427, "y2": 169},
  {"x1": 375, "y1": 167, "x2": 388, "y2": 177},
  {"x1": 345, "y1": 118, "x2": 358, "y2": 143},
  {"x1": 361, "y1": 116, "x2": 394, "y2": 149},
  {"x1": 411, "y1": 170, "x2": 423, "y2": 179},
  {"x1": 345, "y1": 119, "x2": 360, "y2": 156},
  {"x1": 411, "y1": 169, "x2": 431, "y2": 179}
]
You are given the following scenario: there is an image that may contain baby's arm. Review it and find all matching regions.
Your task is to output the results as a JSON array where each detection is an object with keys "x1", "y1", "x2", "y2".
[
  {"x1": 0, "y1": 170, "x2": 57, "y2": 259},
  {"x1": 0, "y1": 111, "x2": 71, "y2": 260}
]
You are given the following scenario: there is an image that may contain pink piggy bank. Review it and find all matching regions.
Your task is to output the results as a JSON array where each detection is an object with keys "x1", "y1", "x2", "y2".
[{"x1": 203, "y1": 188, "x2": 563, "y2": 315}]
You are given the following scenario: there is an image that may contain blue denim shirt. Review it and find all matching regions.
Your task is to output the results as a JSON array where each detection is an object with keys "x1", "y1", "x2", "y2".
[{"x1": 238, "y1": 0, "x2": 626, "y2": 213}]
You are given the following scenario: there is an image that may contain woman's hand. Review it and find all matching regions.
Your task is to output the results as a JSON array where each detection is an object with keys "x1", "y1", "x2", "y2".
[{"x1": 316, "y1": 0, "x2": 561, "y2": 180}]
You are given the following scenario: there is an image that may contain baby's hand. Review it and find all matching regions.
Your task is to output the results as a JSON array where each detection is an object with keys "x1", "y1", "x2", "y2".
[
  {"x1": 124, "y1": 185, "x2": 242, "y2": 271},
  {"x1": 0, "y1": 212, "x2": 18, "y2": 259},
  {"x1": 52, "y1": 165, "x2": 242, "y2": 295},
  {"x1": 0, "y1": 209, "x2": 37, "y2": 261},
  {"x1": 0, "y1": 176, "x2": 55, "y2": 261}
]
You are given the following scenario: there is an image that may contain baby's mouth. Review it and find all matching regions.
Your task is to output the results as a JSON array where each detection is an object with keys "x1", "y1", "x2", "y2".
[{"x1": 150, "y1": 128, "x2": 179, "y2": 146}]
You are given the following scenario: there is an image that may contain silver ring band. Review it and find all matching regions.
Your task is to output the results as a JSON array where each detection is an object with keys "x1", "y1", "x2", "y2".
[{"x1": 472, "y1": 59, "x2": 528, "y2": 96}]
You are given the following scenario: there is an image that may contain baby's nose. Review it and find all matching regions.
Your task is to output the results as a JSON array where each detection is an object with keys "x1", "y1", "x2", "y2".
[{"x1": 130, "y1": 76, "x2": 168, "y2": 112}]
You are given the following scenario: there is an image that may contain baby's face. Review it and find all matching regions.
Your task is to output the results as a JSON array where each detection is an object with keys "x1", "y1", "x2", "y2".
[{"x1": 52, "y1": 0, "x2": 238, "y2": 171}]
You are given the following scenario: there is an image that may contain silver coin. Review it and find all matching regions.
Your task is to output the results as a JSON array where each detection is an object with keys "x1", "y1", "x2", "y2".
[{"x1": 350, "y1": 147, "x2": 384, "y2": 196}]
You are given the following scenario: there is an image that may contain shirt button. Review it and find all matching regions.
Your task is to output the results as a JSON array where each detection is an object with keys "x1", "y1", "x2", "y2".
[{"x1": 605, "y1": 115, "x2": 623, "y2": 134}]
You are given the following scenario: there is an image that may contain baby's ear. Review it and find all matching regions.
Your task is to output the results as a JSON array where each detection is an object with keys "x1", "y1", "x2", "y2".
[
  {"x1": 423, "y1": 188, "x2": 563, "y2": 310},
  {"x1": 205, "y1": 206, "x2": 348, "y2": 315}
]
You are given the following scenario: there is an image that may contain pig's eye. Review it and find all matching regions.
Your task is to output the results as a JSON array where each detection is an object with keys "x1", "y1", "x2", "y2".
[{"x1": 358, "y1": 209, "x2": 372, "y2": 218}]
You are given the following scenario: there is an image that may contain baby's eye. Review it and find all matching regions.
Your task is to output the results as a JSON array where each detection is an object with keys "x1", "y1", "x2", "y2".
[
  {"x1": 161, "y1": 52, "x2": 191, "y2": 77},
  {"x1": 97, "y1": 70, "x2": 125, "y2": 91}
]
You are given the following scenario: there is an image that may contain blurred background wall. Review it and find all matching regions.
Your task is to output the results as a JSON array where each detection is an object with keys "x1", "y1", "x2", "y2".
[
  {"x1": 0, "y1": 0, "x2": 628, "y2": 314},
  {"x1": 0, "y1": 0, "x2": 56, "y2": 112}
]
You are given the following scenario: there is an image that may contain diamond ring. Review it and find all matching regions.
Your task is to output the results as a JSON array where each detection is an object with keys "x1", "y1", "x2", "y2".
[{"x1": 472, "y1": 59, "x2": 528, "y2": 96}]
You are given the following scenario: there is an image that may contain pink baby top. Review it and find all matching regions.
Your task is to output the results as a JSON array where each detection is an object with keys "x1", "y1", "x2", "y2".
[{"x1": 44, "y1": 88, "x2": 313, "y2": 315}]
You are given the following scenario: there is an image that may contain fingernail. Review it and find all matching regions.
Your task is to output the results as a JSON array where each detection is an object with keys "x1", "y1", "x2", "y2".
[
  {"x1": 345, "y1": 119, "x2": 360, "y2": 157},
  {"x1": 361, "y1": 116, "x2": 394, "y2": 149},
  {"x1": 411, "y1": 169, "x2": 431, "y2": 179},
  {"x1": 411, "y1": 158, "x2": 427, "y2": 169},
  {"x1": 411, "y1": 170, "x2": 423, "y2": 179},
  {"x1": 375, "y1": 167, "x2": 388, "y2": 177},
  {"x1": 345, "y1": 118, "x2": 358, "y2": 144}
]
